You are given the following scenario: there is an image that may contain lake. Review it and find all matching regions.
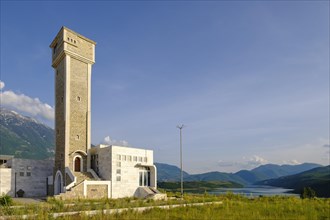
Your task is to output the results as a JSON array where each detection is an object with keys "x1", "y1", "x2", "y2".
[{"x1": 209, "y1": 185, "x2": 299, "y2": 197}]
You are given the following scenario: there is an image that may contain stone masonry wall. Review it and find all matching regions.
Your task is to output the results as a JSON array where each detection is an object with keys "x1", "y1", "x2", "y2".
[
  {"x1": 65, "y1": 30, "x2": 94, "y2": 62},
  {"x1": 54, "y1": 58, "x2": 65, "y2": 179},
  {"x1": 68, "y1": 57, "x2": 88, "y2": 171},
  {"x1": 0, "y1": 168, "x2": 13, "y2": 196},
  {"x1": 96, "y1": 147, "x2": 112, "y2": 180},
  {"x1": 86, "y1": 184, "x2": 108, "y2": 199}
]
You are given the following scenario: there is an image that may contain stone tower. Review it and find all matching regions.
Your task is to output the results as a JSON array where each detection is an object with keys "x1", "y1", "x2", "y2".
[{"x1": 50, "y1": 27, "x2": 96, "y2": 194}]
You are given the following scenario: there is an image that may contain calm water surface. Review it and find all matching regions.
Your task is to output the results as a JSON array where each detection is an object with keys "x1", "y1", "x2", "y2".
[{"x1": 209, "y1": 185, "x2": 299, "y2": 197}]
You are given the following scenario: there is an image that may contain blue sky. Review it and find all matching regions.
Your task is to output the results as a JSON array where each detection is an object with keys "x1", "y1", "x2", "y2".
[{"x1": 1, "y1": 1, "x2": 329, "y2": 173}]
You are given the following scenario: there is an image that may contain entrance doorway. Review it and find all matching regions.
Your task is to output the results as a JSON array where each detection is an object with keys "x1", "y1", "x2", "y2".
[
  {"x1": 74, "y1": 157, "x2": 81, "y2": 172},
  {"x1": 54, "y1": 171, "x2": 63, "y2": 195},
  {"x1": 139, "y1": 167, "x2": 150, "y2": 186}
]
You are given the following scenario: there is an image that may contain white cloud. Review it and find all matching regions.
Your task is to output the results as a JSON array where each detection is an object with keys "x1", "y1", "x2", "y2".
[
  {"x1": 0, "y1": 87, "x2": 54, "y2": 121},
  {"x1": 102, "y1": 136, "x2": 129, "y2": 146},
  {"x1": 247, "y1": 155, "x2": 268, "y2": 166},
  {"x1": 217, "y1": 155, "x2": 268, "y2": 172},
  {"x1": 0, "y1": 81, "x2": 5, "y2": 90},
  {"x1": 282, "y1": 159, "x2": 301, "y2": 165}
]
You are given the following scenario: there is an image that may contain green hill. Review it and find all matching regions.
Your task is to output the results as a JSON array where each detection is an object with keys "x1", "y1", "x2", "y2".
[
  {"x1": 154, "y1": 162, "x2": 190, "y2": 181},
  {"x1": 155, "y1": 162, "x2": 322, "y2": 186},
  {"x1": 0, "y1": 108, "x2": 55, "y2": 159},
  {"x1": 257, "y1": 166, "x2": 330, "y2": 198}
]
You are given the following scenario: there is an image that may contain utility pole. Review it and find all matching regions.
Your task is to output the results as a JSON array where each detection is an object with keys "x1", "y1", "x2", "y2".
[{"x1": 177, "y1": 124, "x2": 185, "y2": 199}]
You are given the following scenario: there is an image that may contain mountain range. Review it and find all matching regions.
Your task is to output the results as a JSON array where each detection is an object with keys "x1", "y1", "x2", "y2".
[
  {"x1": 0, "y1": 108, "x2": 54, "y2": 159},
  {"x1": 155, "y1": 162, "x2": 322, "y2": 185}
]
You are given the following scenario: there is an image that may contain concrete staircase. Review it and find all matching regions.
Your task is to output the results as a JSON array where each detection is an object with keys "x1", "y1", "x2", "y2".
[
  {"x1": 74, "y1": 172, "x2": 94, "y2": 185},
  {"x1": 136, "y1": 187, "x2": 167, "y2": 200},
  {"x1": 55, "y1": 171, "x2": 96, "y2": 199}
]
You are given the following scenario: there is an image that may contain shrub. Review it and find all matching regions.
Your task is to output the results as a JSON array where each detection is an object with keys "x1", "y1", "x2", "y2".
[
  {"x1": 300, "y1": 187, "x2": 317, "y2": 199},
  {"x1": 0, "y1": 194, "x2": 13, "y2": 206}
]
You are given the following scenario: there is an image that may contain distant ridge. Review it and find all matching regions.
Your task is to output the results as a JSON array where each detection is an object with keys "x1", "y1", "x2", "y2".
[
  {"x1": 155, "y1": 162, "x2": 190, "y2": 181},
  {"x1": 257, "y1": 166, "x2": 330, "y2": 198},
  {"x1": 155, "y1": 162, "x2": 322, "y2": 185},
  {"x1": 0, "y1": 108, "x2": 55, "y2": 159}
]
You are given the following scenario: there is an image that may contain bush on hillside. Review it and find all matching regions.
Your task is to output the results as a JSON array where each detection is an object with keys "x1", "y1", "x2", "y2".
[{"x1": 300, "y1": 187, "x2": 316, "y2": 199}]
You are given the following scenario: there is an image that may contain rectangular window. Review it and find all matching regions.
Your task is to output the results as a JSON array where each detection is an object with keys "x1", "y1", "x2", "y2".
[
  {"x1": 144, "y1": 157, "x2": 147, "y2": 163},
  {"x1": 122, "y1": 155, "x2": 126, "y2": 161},
  {"x1": 147, "y1": 171, "x2": 151, "y2": 186},
  {"x1": 116, "y1": 169, "x2": 121, "y2": 174},
  {"x1": 116, "y1": 155, "x2": 121, "y2": 160},
  {"x1": 133, "y1": 156, "x2": 137, "y2": 162},
  {"x1": 128, "y1": 156, "x2": 132, "y2": 162},
  {"x1": 139, "y1": 172, "x2": 143, "y2": 186},
  {"x1": 144, "y1": 171, "x2": 147, "y2": 186},
  {"x1": 19, "y1": 172, "x2": 24, "y2": 177},
  {"x1": 138, "y1": 157, "x2": 143, "y2": 162},
  {"x1": 116, "y1": 176, "x2": 121, "y2": 181},
  {"x1": 116, "y1": 162, "x2": 121, "y2": 167},
  {"x1": 26, "y1": 172, "x2": 31, "y2": 177},
  {"x1": 139, "y1": 170, "x2": 150, "y2": 186}
]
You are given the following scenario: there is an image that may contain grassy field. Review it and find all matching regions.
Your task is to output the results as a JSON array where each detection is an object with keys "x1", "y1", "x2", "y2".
[{"x1": 1, "y1": 193, "x2": 329, "y2": 219}]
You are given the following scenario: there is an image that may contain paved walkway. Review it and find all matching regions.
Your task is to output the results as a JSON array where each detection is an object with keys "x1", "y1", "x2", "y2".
[{"x1": 1, "y1": 201, "x2": 223, "y2": 219}]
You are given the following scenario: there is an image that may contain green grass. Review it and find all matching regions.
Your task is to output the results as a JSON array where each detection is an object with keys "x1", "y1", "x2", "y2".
[{"x1": 0, "y1": 194, "x2": 329, "y2": 219}]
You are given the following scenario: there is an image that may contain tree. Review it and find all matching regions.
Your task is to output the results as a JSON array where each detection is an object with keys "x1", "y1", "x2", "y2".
[{"x1": 300, "y1": 187, "x2": 316, "y2": 199}]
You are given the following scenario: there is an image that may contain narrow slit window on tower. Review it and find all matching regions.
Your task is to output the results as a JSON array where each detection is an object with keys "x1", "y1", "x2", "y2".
[
  {"x1": 53, "y1": 44, "x2": 57, "y2": 54},
  {"x1": 77, "y1": 96, "x2": 81, "y2": 102},
  {"x1": 76, "y1": 135, "x2": 80, "y2": 140}
]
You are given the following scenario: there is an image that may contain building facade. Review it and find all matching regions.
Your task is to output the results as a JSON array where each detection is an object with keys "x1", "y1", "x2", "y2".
[
  {"x1": 0, "y1": 156, "x2": 53, "y2": 197},
  {"x1": 90, "y1": 145, "x2": 158, "y2": 198}
]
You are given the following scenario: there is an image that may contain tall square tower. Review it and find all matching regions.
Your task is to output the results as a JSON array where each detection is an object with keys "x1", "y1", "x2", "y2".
[{"x1": 50, "y1": 27, "x2": 96, "y2": 194}]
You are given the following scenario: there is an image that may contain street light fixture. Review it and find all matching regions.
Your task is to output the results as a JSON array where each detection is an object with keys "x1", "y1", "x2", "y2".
[{"x1": 176, "y1": 124, "x2": 185, "y2": 199}]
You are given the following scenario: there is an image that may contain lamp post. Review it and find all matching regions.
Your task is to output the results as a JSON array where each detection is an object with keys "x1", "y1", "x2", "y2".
[{"x1": 177, "y1": 124, "x2": 185, "y2": 199}]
